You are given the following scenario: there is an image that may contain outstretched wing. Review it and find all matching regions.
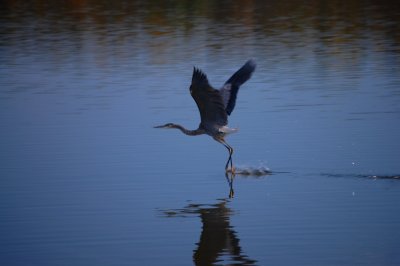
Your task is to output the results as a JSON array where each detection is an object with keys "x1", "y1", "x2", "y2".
[
  {"x1": 219, "y1": 59, "x2": 256, "y2": 115},
  {"x1": 190, "y1": 68, "x2": 228, "y2": 130}
]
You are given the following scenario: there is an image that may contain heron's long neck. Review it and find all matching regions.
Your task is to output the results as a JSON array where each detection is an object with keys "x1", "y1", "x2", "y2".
[{"x1": 171, "y1": 124, "x2": 205, "y2": 136}]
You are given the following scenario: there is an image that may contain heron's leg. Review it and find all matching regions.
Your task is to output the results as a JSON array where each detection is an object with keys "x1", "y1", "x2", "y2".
[
  {"x1": 222, "y1": 142, "x2": 233, "y2": 171},
  {"x1": 226, "y1": 145, "x2": 233, "y2": 171},
  {"x1": 215, "y1": 137, "x2": 234, "y2": 172}
]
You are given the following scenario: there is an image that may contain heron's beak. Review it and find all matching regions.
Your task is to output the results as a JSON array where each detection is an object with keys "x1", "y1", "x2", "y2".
[{"x1": 154, "y1": 125, "x2": 166, "y2": 128}]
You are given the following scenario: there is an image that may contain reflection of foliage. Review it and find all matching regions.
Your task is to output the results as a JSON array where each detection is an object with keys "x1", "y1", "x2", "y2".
[
  {"x1": 2, "y1": 0, "x2": 399, "y2": 44},
  {"x1": 2, "y1": 0, "x2": 398, "y2": 67}
]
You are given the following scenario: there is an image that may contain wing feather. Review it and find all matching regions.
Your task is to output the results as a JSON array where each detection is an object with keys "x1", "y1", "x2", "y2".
[
  {"x1": 190, "y1": 68, "x2": 228, "y2": 130},
  {"x1": 220, "y1": 59, "x2": 256, "y2": 115}
]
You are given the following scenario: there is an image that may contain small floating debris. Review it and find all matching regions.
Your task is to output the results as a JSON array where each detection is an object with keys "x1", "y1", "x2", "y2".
[
  {"x1": 322, "y1": 173, "x2": 400, "y2": 180},
  {"x1": 370, "y1": 175, "x2": 400, "y2": 180}
]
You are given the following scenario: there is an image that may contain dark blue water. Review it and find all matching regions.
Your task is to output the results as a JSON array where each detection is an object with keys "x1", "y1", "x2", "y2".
[{"x1": 1, "y1": 1, "x2": 400, "y2": 265}]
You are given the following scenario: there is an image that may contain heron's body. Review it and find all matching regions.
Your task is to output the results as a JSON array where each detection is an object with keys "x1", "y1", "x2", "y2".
[{"x1": 155, "y1": 60, "x2": 256, "y2": 172}]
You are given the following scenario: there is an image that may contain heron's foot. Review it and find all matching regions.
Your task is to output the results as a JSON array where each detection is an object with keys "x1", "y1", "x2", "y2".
[{"x1": 226, "y1": 166, "x2": 236, "y2": 174}]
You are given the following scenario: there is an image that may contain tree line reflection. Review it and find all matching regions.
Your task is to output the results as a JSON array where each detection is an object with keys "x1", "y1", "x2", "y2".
[
  {"x1": 2, "y1": 0, "x2": 398, "y2": 71},
  {"x1": 2, "y1": 0, "x2": 399, "y2": 47}
]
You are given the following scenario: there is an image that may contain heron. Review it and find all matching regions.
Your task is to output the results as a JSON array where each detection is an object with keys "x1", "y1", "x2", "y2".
[{"x1": 155, "y1": 59, "x2": 256, "y2": 172}]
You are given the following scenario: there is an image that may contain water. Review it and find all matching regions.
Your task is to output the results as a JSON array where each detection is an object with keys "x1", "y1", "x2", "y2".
[{"x1": 1, "y1": 1, "x2": 400, "y2": 265}]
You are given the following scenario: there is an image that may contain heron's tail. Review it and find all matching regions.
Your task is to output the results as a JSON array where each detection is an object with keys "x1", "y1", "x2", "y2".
[{"x1": 219, "y1": 126, "x2": 239, "y2": 135}]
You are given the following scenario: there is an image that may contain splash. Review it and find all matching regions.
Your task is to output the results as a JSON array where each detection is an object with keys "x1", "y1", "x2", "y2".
[{"x1": 228, "y1": 163, "x2": 272, "y2": 176}]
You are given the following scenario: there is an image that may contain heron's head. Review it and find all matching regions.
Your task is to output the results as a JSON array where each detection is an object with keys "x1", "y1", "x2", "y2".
[{"x1": 154, "y1": 123, "x2": 175, "y2": 129}]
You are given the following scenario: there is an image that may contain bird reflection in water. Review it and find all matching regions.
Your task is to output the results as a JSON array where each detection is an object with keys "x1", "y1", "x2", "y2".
[
  {"x1": 162, "y1": 196, "x2": 257, "y2": 265},
  {"x1": 226, "y1": 172, "x2": 235, "y2": 198}
]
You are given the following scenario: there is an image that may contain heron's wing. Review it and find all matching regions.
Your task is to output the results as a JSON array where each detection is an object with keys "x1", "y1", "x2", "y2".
[
  {"x1": 219, "y1": 59, "x2": 256, "y2": 115},
  {"x1": 190, "y1": 68, "x2": 228, "y2": 129}
]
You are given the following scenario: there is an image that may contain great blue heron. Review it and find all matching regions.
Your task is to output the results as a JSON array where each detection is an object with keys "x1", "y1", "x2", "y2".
[{"x1": 155, "y1": 59, "x2": 256, "y2": 172}]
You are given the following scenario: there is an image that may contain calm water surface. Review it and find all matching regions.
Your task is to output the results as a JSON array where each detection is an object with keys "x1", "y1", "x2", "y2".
[{"x1": 1, "y1": 1, "x2": 400, "y2": 265}]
